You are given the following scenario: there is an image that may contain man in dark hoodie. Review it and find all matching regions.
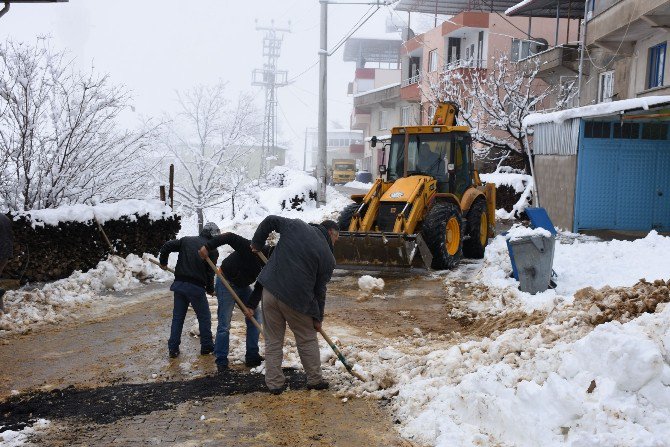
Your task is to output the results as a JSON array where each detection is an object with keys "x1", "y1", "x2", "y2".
[
  {"x1": 0, "y1": 213, "x2": 13, "y2": 313},
  {"x1": 159, "y1": 222, "x2": 220, "y2": 358},
  {"x1": 198, "y1": 232, "x2": 273, "y2": 373},
  {"x1": 250, "y1": 216, "x2": 338, "y2": 394}
]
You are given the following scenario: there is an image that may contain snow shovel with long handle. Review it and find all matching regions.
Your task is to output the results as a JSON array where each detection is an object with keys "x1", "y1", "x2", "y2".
[
  {"x1": 254, "y1": 251, "x2": 366, "y2": 382},
  {"x1": 148, "y1": 257, "x2": 264, "y2": 334}
]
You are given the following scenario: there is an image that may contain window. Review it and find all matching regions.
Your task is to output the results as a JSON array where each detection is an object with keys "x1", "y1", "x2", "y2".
[
  {"x1": 401, "y1": 106, "x2": 412, "y2": 126},
  {"x1": 426, "y1": 105, "x2": 436, "y2": 123},
  {"x1": 379, "y1": 110, "x2": 389, "y2": 130},
  {"x1": 428, "y1": 49, "x2": 438, "y2": 72},
  {"x1": 584, "y1": 121, "x2": 611, "y2": 138},
  {"x1": 511, "y1": 38, "x2": 543, "y2": 62},
  {"x1": 598, "y1": 71, "x2": 614, "y2": 103},
  {"x1": 613, "y1": 123, "x2": 639, "y2": 139},
  {"x1": 642, "y1": 123, "x2": 668, "y2": 140},
  {"x1": 648, "y1": 42, "x2": 666, "y2": 89}
]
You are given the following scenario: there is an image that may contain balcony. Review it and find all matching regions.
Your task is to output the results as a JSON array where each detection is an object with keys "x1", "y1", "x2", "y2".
[
  {"x1": 587, "y1": 0, "x2": 670, "y2": 53},
  {"x1": 351, "y1": 109, "x2": 371, "y2": 130},
  {"x1": 353, "y1": 83, "x2": 401, "y2": 109},
  {"x1": 519, "y1": 45, "x2": 582, "y2": 78},
  {"x1": 400, "y1": 72, "x2": 421, "y2": 101}
]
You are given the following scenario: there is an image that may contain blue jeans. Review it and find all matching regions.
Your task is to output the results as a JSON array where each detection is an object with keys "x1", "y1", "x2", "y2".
[
  {"x1": 168, "y1": 281, "x2": 213, "y2": 352},
  {"x1": 214, "y1": 278, "x2": 262, "y2": 367}
]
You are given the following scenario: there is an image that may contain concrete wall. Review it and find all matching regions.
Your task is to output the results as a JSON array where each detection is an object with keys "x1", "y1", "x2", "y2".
[
  {"x1": 534, "y1": 155, "x2": 578, "y2": 231},
  {"x1": 631, "y1": 31, "x2": 670, "y2": 97},
  {"x1": 373, "y1": 69, "x2": 401, "y2": 89}
]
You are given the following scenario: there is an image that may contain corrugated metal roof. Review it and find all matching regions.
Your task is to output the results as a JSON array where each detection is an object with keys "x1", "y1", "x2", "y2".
[
  {"x1": 395, "y1": 0, "x2": 520, "y2": 15},
  {"x1": 505, "y1": 0, "x2": 585, "y2": 18}
]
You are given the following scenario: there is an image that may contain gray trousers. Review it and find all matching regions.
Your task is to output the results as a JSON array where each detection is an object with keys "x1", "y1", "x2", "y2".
[{"x1": 261, "y1": 288, "x2": 322, "y2": 389}]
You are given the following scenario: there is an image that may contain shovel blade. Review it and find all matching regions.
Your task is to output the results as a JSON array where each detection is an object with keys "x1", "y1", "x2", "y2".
[{"x1": 334, "y1": 232, "x2": 425, "y2": 269}]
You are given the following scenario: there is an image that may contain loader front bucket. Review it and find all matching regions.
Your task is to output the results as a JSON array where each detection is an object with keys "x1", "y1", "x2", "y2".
[{"x1": 334, "y1": 232, "x2": 432, "y2": 270}]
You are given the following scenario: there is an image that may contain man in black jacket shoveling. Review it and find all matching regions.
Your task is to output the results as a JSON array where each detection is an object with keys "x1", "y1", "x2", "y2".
[
  {"x1": 198, "y1": 232, "x2": 273, "y2": 373},
  {"x1": 159, "y1": 223, "x2": 220, "y2": 358},
  {"x1": 250, "y1": 216, "x2": 338, "y2": 394}
]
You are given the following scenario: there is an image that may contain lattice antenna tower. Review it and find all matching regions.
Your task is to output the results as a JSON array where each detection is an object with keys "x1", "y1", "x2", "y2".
[{"x1": 252, "y1": 19, "x2": 291, "y2": 178}]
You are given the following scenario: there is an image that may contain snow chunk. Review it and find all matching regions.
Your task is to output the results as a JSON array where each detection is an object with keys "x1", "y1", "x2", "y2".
[
  {"x1": 343, "y1": 180, "x2": 373, "y2": 190},
  {"x1": 358, "y1": 275, "x2": 385, "y2": 292},
  {"x1": 505, "y1": 224, "x2": 552, "y2": 241},
  {"x1": 0, "y1": 419, "x2": 50, "y2": 446}
]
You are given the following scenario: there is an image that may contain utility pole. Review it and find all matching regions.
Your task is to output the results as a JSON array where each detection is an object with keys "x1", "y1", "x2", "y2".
[
  {"x1": 315, "y1": 0, "x2": 393, "y2": 205},
  {"x1": 252, "y1": 20, "x2": 290, "y2": 178},
  {"x1": 317, "y1": 0, "x2": 328, "y2": 205}
]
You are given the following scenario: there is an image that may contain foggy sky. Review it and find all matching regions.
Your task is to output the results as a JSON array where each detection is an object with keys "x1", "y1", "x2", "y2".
[{"x1": 0, "y1": 0, "x2": 397, "y2": 165}]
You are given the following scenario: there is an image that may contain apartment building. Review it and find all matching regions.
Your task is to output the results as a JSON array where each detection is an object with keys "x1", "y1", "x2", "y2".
[
  {"x1": 395, "y1": 1, "x2": 578, "y2": 123},
  {"x1": 303, "y1": 128, "x2": 364, "y2": 171}
]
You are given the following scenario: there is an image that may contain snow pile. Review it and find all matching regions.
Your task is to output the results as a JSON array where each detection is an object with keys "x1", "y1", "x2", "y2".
[
  {"x1": 0, "y1": 419, "x2": 50, "y2": 446},
  {"x1": 392, "y1": 304, "x2": 670, "y2": 446},
  {"x1": 480, "y1": 172, "x2": 533, "y2": 219},
  {"x1": 343, "y1": 180, "x2": 373, "y2": 190},
  {"x1": 17, "y1": 199, "x2": 174, "y2": 227},
  {"x1": 0, "y1": 254, "x2": 172, "y2": 335},
  {"x1": 358, "y1": 275, "x2": 385, "y2": 292},
  {"x1": 475, "y1": 230, "x2": 670, "y2": 313}
]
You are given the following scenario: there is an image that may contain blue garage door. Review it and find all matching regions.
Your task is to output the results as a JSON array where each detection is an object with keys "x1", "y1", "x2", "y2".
[{"x1": 575, "y1": 121, "x2": 670, "y2": 232}]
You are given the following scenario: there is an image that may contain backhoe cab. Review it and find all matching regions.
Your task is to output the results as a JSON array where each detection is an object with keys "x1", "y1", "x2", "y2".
[{"x1": 335, "y1": 102, "x2": 496, "y2": 270}]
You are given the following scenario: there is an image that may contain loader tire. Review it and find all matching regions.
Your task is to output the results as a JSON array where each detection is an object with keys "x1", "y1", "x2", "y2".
[
  {"x1": 337, "y1": 203, "x2": 359, "y2": 231},
  {"x1": 463, "y1": 198, "x2": 489, "y2": 259},
  {"x1": 421, "y1": 202, "x2": 463, "y2": 270}
]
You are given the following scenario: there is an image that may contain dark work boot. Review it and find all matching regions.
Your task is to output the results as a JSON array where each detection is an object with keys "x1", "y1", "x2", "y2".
[
  {"x1": 217, "y1": 363, "x2": 229, "y2": 374},
  {"x1": 245, "y1": 355, "x2": 264, "y2": 368},
  {"x1": 200, "y1": 346, "x2": 214, "y2": 355},
  {"x1": 306, "y1": 380, "x2": 330, "y2": 391},
  {"x1": 169, "y1": 349, "x2": 180, "y2": 358}
]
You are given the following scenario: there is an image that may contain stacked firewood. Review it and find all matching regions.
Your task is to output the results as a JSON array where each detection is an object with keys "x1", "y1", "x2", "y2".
[{"x1": 3, "y1": 213, "x2": 180, "y2": 283}]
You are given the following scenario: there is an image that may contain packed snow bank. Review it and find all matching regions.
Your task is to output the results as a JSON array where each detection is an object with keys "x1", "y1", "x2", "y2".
[
  {"x1": 0, "y1": 419, "x2": 49, "y2": 446},
  {"x1": 392, "y1": 303, "x2": 670, "y2": 447},
  {"x1": 358, "y1": 275, "x2": 385, "y2": 292},
  {"x1": 480, "y1": 172, "x2": 533, "y2": 219},
  {"x1": 0, "y1": 254, "x2": 172, "y2": 335},
  {"x1": 17, "y1": 199, "x2": 174, "y2": 227},
  {"x1": 343, "y1": 180, "x2": 373, "y2": 190}
]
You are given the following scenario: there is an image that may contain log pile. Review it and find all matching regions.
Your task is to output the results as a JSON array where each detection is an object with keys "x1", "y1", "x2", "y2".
[{"x1": 3, "y1": 213, "x2": 180, "y2": 283}]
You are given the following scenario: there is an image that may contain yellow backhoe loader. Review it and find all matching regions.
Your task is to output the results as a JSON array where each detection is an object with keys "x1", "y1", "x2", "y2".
[{"x1": 335, "y1": 102, "x2": 496, "y2": 270}]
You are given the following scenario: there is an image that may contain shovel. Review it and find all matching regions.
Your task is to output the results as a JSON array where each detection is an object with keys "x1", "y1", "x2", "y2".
[
  {"x1": 255, "y1": 251, "x2": 366, "y2": 382},
  {"x1": 148, "y1": 257, "x2": 263, "y2": 334}
]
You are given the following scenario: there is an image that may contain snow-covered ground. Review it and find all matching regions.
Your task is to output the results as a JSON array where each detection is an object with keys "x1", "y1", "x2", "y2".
[
  {"x1": 343, "y1": 180, "x2": 373, "y2": 190},
  {"x1": 0, "y1": 420, "x2": 50, "y2": 447},
  {"x1": 327, "y1": 229, "x2": 670, "y2": 447}
]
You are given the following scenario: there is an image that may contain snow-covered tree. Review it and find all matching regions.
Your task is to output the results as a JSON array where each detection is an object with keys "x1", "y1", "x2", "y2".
[
  {"x1": 425, "y1": 52, "x2": 576, "y2": 173},
  {"x1": 0, "y1": 39, "x2": 158, "y2": 211},
  {"x1": 160, "y1": 83, "x2": 259, "y2": 230}
]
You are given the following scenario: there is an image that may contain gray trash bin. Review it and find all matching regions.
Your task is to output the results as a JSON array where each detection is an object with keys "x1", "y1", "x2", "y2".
[{"x1": 508, "y1": 234, "x2": 555, "y2": 294}]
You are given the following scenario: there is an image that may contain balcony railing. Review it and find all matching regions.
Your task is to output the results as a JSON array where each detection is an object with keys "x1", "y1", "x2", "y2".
[
  {"x1": 401, "y1": 72, "x2": 421, "y2": 87},
  {"x1": 442, "y1": 59, "x2": 487, "y2": 71}
]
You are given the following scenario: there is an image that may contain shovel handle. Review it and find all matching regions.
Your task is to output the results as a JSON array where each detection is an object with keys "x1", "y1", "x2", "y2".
[
  {"x1": 204, "y1": 257, "x2": 264, "y2": 334},
  {"x1": 148, "y1": 257, "x2": 175, "y2": 274}
]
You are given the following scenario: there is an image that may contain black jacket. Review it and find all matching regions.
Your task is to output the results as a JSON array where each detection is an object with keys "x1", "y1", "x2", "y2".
[
  {"x1": 251, "y1": 216, "x2": 335, "y2": 321},
  {"x1": 205, "y1": 233, "x2": 272, "y2": 308},
  {"x1": 159, "y1": 235, "x2": 218, "y2": 294},
  {"x1": 0, "y1": 214, "x2": 13, "y2": 261}
]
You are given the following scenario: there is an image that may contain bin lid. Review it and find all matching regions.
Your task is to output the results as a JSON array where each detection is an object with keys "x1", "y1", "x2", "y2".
[{"x1": 525, "y1": 207, "x2": 557, "y2": 235}]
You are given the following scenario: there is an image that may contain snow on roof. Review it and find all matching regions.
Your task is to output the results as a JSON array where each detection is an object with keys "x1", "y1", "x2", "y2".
[
  {"x1": 523, "y1": 96, "x2": 670, "y2": 128},
  {"x1": 17, "y1": 199, "x2": 175, "y2": 227},
  {"x1": 353, "y1": 82, "x2": 401, "y2": 98},
  {"x1": 365, "y1": 134, "x2": 392, "y2": 142}
]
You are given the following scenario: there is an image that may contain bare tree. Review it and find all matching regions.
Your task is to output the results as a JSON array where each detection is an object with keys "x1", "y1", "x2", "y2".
[
  {"x1": 0, "y1": 39, "x2": 158, "y2": 211},
  {"x1": 425, "y1": 52, "x2": 576, "y2": 173},
  {"x1": 161, "y1": 83, "x2": 260, "y2": 230}
]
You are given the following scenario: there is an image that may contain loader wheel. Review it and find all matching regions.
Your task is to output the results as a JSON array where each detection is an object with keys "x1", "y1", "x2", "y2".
[
  {"x1": 421, "y1": 202, "x2": 463, "y2": 270},
  {"x1": 337, "y1": 203, "x2": 359, "y2": 231},
  {"x1": 463, "y1": 198, "x2": 489, "y2": 259}
]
